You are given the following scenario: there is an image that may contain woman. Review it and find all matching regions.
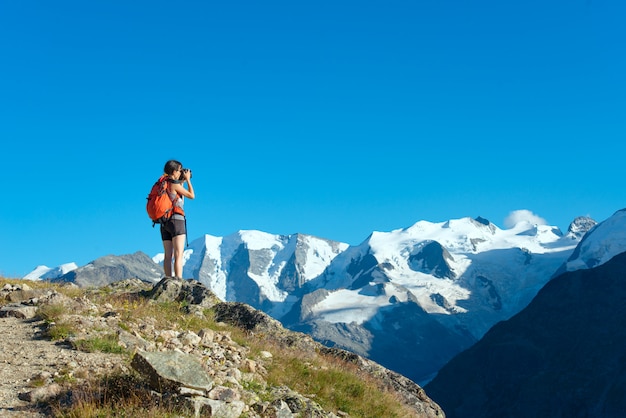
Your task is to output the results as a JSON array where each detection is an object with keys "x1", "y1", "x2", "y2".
[{"x1": 160, "y1": 159, "x2": 195, "y2": 279}]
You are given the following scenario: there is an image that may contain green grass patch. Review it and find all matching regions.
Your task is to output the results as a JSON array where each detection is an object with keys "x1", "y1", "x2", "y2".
[
  {"x1": 45, "y1": 321, "x2": 76, "y2": 341},
  {"x1": 72, "y1": 334, "x2": 126, "y2": 354},
  {"x1": 37, "y1": 303, "x2": 68, "y2": 322}
]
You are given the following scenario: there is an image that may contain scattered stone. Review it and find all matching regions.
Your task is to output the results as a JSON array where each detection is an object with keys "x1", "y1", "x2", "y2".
[
  {"x1": 179, "y1": 330, "x2": 201, "y2": 346},
  {"x1": 117, "y1": 329, "x2": 155, "y2": 351},
  {"x1": 18, "y1": 383, "x2": 63, "y2": 403},
  {"x1": 0, "y1": 304, "x2": 38, "y2": 319},
  {"x1": 198, "y1": 328, "x2": 215, "y2": 345}
]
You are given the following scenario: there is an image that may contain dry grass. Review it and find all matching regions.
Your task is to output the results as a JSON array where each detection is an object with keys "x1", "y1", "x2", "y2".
[
  {"x1": 246, "y1": 337, "x2": 419, "y2": 418},
  {"x1": 50, "y1": 374, "x2": 192, "y2": 418}
]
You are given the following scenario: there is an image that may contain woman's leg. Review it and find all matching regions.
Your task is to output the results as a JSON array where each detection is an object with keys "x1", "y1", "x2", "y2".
[
  {"x1": 172, "y1": 234, "x2": 186, "y2": 279},
  {"x1": 162, "y1": 239, "x2": 173, "y2": 277}
]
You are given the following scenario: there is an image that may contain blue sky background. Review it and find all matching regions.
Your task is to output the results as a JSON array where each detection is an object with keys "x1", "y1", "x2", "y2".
[{"x1": 1, "y1": 1, "x2": 624, "y2": 277}]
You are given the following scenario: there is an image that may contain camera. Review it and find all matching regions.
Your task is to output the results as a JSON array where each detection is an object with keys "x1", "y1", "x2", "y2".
[{"x1": 182, "y1": 168, "x2": 192, "y2": 179}]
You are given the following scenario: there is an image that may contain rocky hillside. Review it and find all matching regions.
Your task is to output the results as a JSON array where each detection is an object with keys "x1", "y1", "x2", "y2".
[{"x1": 0, "y1": 277, "x2": 444, "y2": 418}]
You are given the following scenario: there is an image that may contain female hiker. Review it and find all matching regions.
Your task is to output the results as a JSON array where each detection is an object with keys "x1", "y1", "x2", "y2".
[{"x1": 160, "y1": 159, "x2": 195, "y2": 279}]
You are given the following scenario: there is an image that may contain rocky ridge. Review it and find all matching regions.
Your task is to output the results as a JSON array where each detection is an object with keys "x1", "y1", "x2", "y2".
[{"x1": 0, "y1": 277, "x2": 444, "y2": 417}]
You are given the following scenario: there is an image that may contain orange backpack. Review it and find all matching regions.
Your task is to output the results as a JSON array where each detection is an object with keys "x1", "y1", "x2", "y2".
[{"x1": 146, "y1": 174, "x2": 173, "y2": 225}]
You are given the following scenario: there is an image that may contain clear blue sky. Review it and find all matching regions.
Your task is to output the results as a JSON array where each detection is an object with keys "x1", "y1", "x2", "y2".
[{"x1": 2, "y1": 1, "x2": 624, "y2": 277}]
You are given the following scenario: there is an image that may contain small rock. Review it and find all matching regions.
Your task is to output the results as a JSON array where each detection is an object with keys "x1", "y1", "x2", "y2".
[
  {"x1": 209, "y1": 385, "x2": 241, "y2": 402},
  {"x1": 18, "y1": 383, "x2": 63, "y2": 403},
  {"x1": 198, "y1": 328, "x2": 215, "y2": 345},
  {"x1": 242, "y1": 359, "x2": 257, "y2": 373},
  {"x1": 0, "y1": 305, "x2": 38, "y2": 319},
  {"x1": 179, "y1": 330, "x2": 201, "y2": 347}
]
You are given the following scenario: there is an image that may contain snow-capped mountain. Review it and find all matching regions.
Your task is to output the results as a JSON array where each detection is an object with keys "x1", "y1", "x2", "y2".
[
  {"x1": 300, "y1": 217, "x2": 577, "y2": 335},
  {"x1": 280, "y1": 216, "x2": 594, "y2": 384},
  {"x1": 22, "y1": 262, "x2": 78, "y2": 281},
  {"x1": 175, "y1": 231, "x2": 349, "y2": 319},
  {"x1": 556, "y1": 208, "x2": 626, "y2": 275}
]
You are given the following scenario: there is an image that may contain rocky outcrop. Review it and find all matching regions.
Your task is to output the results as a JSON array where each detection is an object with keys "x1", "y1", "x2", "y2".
[
  {"x1": 566, "y1": 215, "x2": 597, "y2": 240},
  {"x1": 408, "y1": 240, "x2": 455, "y2": 279},
  {"x1": 144, "y1": 276, "x2": 222, "y2": 308}
]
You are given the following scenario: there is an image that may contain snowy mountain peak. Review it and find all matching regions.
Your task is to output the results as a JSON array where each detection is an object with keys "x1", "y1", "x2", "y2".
[
  {"x1": 235, "y1": 229, "x2": 285, "y2": 250},
  {"x1": 175, "y1": 231, "x2": 348, "y2": 316},
  {"x1": 22, "y1": 262, "x2": 78, "y2": 281},
  {"x1": 561, "y1": 209, "x2": 626, "y2": 273},
  {"x1": 566, "y1": 215, "x2": 598, "y2": 240}
]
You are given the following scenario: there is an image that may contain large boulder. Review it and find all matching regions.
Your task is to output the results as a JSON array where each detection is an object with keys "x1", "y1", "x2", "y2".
[{"x1": 131, "y1": 350, "x2": 213, "y2": 394}]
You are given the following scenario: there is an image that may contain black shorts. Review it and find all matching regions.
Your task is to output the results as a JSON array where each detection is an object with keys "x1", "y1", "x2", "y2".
[{"x1": 160, "y1": 217, "x2": 186, "y2": 241}]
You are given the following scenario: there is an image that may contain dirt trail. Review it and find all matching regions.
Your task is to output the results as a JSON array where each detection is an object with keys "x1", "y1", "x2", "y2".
[
  {"x1": 0, "y1": 317, "x2": 53, "y2": 416},
  {"x1": 0, "y1": 316, "x2": 122, "y2": 417}
]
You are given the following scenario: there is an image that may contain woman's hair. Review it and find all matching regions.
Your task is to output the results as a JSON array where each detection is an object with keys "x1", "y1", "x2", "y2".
[{"x1": 164, "y1": 160, "x2": 183, "y2": 175}]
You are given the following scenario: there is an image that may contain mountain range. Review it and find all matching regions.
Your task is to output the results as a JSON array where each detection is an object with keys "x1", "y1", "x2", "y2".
[
  {"x1": 425, "y1": 209, "x2": 626, "y2": 417},
  {"x1": 27, "y1": 210, "x2": 626, "y2": 388}
]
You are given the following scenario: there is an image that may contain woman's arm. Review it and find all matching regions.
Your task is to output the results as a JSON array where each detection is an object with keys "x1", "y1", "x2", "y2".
[{"x1": 172, "y1": 173, "x2": 195, "y2": 199}]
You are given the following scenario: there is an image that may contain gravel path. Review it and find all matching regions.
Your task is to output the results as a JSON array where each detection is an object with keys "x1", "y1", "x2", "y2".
[
  {"x1": 0, "y1": 316, "x2": 124, "y2": 417},
  {"x1": 0, "y1": 317, "x2": 51, "y2": 416}
]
